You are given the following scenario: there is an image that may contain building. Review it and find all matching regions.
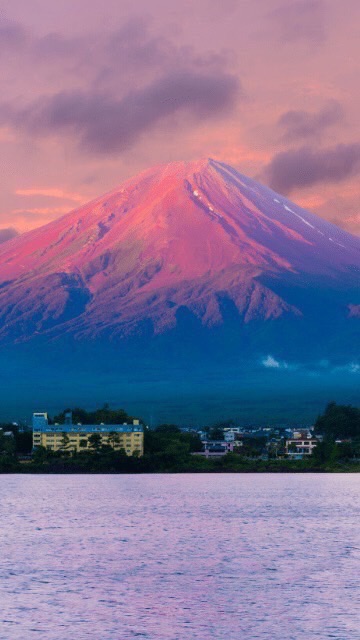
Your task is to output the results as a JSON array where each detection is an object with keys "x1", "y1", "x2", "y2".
[
  {"x1": 285, "y1": 437, "x2": 318, "y2": 459},
  {"x1": 32, "y1": 411, "x2": 144, "y2": 456},
  {"x1": 33, "y1": 412, "x2": 49, "y2": 429},
  {"x1": 223, "y1": 429, "x2": 244, "y2": 442},
  {"x1": 196, "y1": 439, "x2": 236, "y2": 458}
]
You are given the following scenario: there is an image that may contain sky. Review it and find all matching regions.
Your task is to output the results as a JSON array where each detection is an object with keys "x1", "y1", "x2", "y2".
[{"x1": 0, "y1": 0, "x2": 359, "y2": 235}]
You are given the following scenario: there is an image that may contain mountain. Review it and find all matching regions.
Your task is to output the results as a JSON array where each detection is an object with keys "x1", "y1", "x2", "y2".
[{"x1": 0, "y1": 158, "x2": 359, "y2": 422}]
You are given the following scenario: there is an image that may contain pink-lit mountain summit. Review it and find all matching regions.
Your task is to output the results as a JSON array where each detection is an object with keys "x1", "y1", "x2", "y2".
[
  {"x1": 0, "y1": 158, "x2": 359, "y2": 421},
  {"x1": 0, "y1": 158, "x2": 359, "y2": 342}
]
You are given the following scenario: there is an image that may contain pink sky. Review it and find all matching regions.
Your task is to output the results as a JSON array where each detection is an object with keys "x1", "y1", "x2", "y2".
[{"x1": 0, "y1": 0, "x2": 359, "y2": 235}]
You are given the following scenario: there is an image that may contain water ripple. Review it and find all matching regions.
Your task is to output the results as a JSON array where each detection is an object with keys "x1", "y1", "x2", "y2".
[{"x1": 0, "y1": 474, "x2": 359, "y2": 639}]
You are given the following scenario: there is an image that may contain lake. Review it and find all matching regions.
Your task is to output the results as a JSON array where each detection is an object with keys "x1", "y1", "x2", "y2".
[{"x1": 1, "y1": 474, "x2": 359, "y2": 639}]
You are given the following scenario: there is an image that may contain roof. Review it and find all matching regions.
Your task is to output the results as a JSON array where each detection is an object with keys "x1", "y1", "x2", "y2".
[{"x1": 33, "y1": 424, "x2": 143, "y2": 434}]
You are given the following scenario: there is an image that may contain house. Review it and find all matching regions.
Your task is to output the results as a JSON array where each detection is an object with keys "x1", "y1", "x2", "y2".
[
  {"x1": 196, "y1": 439, "x2": 235, "y2": 458},
  {"x1": 285, "y1": 436, "x2": 318, "y2": 459}
]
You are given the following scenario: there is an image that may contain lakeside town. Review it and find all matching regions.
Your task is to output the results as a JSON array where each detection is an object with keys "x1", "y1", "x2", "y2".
[{"x1": 0, "y1": 401, "x2": 359, "y2": 473}]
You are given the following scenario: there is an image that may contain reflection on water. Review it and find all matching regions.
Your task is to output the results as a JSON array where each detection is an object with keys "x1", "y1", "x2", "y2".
[{"x1": 1, "y1": 474, "x2": 359, "y2": 639}]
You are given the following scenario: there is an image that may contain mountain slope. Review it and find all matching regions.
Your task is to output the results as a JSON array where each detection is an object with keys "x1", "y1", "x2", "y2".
[
  {"x1": 0, "y1": 158, "x2": 359, "y2": 421},
  {"x1": 0, "y1": 158, "x2": 359, "y2": 344}
]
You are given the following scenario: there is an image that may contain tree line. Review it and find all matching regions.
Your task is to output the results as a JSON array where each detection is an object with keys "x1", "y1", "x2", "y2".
[{"x1": 0, "y1": 402, "x2": 359, "y2": 473}]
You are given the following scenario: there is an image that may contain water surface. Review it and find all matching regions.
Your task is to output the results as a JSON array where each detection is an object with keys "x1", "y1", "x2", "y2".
[{"x1": 1, "y1": 474, "x2": 359, "y2": 639}]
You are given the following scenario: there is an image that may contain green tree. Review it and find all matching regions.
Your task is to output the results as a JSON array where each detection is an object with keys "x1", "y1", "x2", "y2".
[
  {"x1": 312, "y1": 440, "x2": 337, "y2": 464},
  {"x1": 88, "y1": 433, "x2": 102, "y2": 451},
  {"x1": 336, "y1": 441, "x2": 355, "y2": 460},
  {"x1": 315, "y1": 402, "x2": 360, "y2": 439},
  {"x1": 53, "y1": 404, "x2": 136, "y2": 426},
  {"x1": 241, "y1": 436, "x2": 267, "y2": 458},
  {"x1": 108, "y1": 431, "x2": 120, "y2": 449},
  {"x1": 288, "y1": 442, "x2": 298, "y2": 453},
  {"x1": 32, "y1": 445, "x2": 50, "y2": 463},
  {"x1": 60, "y1": 432, "x2": 70, "y2": 454},
  {"x1": 180, "y1": 432, "x2": 203, "y2": 452},
  {"x1": 15, "y1": 430, "x2": 33, "y2": 454},
  {"x1": 208, "y1": 427, "x2": 224, "y2": 441},
  {"x1": 0, "y1": 430, "x2": 16, "y2": 457},
  {"x1": 155, "y1": 424, "x2": 181, "y2": 434}
]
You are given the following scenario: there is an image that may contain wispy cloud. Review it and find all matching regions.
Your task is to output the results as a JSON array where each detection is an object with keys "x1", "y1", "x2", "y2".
[
  {"x1": 262, "y1": 355, "x2": 291, "y2": 369},
  {"x1": 261, "y1": 355, "x2": 360, "y2": 375},
  {"x1": 12, "y1": 207, "x2": 70, "y2": 216},
  {"x1": 15, "y1": 188, "x2": 86, "y2": 203},
  {"x1": 267, "y1": 0, "x2": 327, "y2": 46},
  {"x1": 334, "y1": 362, "x2": 360, "y2": 374},
  {"x1": 8, "y1": 207, "x2": 70, "y2": 231}
]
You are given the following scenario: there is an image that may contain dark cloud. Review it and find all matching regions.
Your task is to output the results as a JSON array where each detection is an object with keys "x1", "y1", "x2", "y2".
[
  {"x1": 0, "y1": 18, "x2": 97, "y2": 65},
  {"x1": 105, "y1": 18, "x2": 175, "y2": 72},
  {"x1": 34, "y1": 31, "x2": 88, "y2": 60},
  {"x1": 0, "y1": 17, "x2": 231, "y2": 82},
  {"x1": 0, "y1": 70, "x2": 240, "y2": 153},
  {"x1": 264, "y1": 143, "x2": 360, "y2": 194},
  {"x1": 33, "y1": 19, "x2": 177, "y2": 78},
  {"x1": 268, "y1": 1, "x2": 327, "y2": 45},
  {"x1": 0, "y1": 21, "x2": 28, "y2": 51},
  {"x1": 278, "y1": 101, "x2": 344, "y2": 141},
  {"x1": 0, "y1": 12, "x2": 242, "y2": 157},
  {"x1": 93, "y1": 19, "x2": 232, "y2": 91},
  {"x1": 0, "y1": 17, "x2": 240, "y2": 155},
  {"x1": 0, "y1": 228, "x2": 19, "y2": 243}
]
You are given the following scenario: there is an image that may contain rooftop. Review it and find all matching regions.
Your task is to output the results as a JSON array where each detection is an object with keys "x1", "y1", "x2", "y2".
[{"x1": 33, "y1": 424, "x2": 143, "y2": 434}]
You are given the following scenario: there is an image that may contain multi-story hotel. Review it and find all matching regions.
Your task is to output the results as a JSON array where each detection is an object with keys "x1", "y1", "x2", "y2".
[{"x1": 32, "y1": 412, "x2": 144, "y2": 456}]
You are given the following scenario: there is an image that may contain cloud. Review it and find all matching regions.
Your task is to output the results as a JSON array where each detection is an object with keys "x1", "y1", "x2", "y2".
[
  {"x1": 308, "y1": 194, "x2": 360, "y2": 234},
  {"x1": 263, "y1": 143, "x2": 360, "y2": 194},
  {"x1": 6, "y1": 208, "x2": 66, "y2": 231},
  {"x1": 0, "y1": 17, "x2": 233, "y2": 84},
  {"x1": 0, "y1": 18, "x2": 94, "y2": 63},
  {"x1": 0, "y1": 21, "x2": 28, "y2": 51},
  {"x1": 262, "y1": 355, "x2": 288, "y2": 369},
  {"x1": 12, "y1": 207, "x2": 70, "y2": 216},
  {"x1": 0, "y1": 70, "x2": 241, "y2": 154},
  {"x1": 262, "y1": 354, "x2": 301, "y2": 371},
  {"x1": 348, "y1": 304, "x2": 360, "y2": 318},
  {"x1": 268, "y1": 0, "x2": 327, "y2": 45},
  {"x1": 333, "y1": 362, "x2": 360, "y2": 374},
  {"x1": 278, "y1": 101, "x2": 344, "y2": 141},
  {"x1": 0, "y1": 228, "x2": 19, "y2": 243},
  {"x1": 348, "y1": 363, "x2": 360, "y2": 373},
  {"x1": 261, "y1": 356, "x2": 360, "y2": 376},
  {"x1": 15, "y1": 188, "x2": 86, "y2": 203},
  {"x1": 103, "y1": 18, "x2": 178, "y2": 75},
  {"x1": 0, "y1": 17, "x2": 241, "y2": 155}
]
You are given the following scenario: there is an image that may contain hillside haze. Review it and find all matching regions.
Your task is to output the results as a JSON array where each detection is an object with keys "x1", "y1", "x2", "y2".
[{"x1": 0, "y1": 159, "x2": 359, "y2": 423}]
